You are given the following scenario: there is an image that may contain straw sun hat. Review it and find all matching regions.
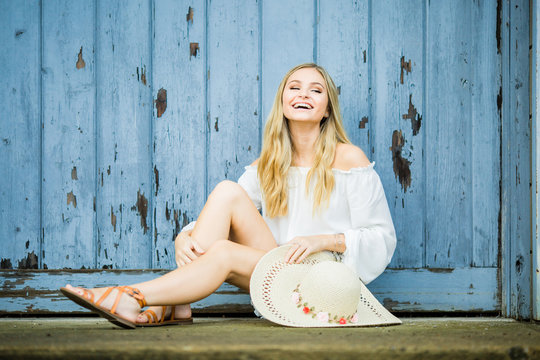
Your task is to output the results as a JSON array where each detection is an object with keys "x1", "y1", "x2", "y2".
[{"x1": 250, "y1": 245, "x2": 402, "y2": 327}]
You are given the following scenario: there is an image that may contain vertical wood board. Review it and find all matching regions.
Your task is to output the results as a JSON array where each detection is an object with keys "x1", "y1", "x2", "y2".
[
  {"x1": 95, "y1": 0, "x2": 153, "y2": 269},
  {"x1": 41, "y1": 0, "x2": 96, "y2": 269},
  {"x1": 425, "y1": 0, "x2": 474, "y2": 268},
  {"x1": 152, "y1": 0, "x2": 207, "y2": 269},
  {"x1": 501, "y1": 0, "x2": 532, "y2": 319},
  {"x1": 207, "y1": 0, "x2": 260, "y2": 189},
  {"x1": 371, "y1": 0, "x2": 425, "y2": 268},
  {"x1": 0, "y1": 0, "x2": 41, "y2": 270}
]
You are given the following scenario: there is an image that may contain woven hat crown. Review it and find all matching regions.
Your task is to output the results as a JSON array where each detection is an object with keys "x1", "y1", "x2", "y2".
[{"x1": 298, "y1": 261, "x2": 361, "y2": 317}]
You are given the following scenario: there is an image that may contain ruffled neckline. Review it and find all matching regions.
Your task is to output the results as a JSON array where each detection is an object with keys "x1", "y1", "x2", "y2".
[{"x1": 244, "y1": 162, "x2": 375, "y2": 174}]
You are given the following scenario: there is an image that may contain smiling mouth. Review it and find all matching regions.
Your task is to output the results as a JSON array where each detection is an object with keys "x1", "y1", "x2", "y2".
[{"x1": 293, "y1": 102, "x2": 313, "y2": 109}]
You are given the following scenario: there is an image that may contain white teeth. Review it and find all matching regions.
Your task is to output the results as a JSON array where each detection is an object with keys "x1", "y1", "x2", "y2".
[{"x1": 294, "y1": 103, "x2": 312, "y2": 109}]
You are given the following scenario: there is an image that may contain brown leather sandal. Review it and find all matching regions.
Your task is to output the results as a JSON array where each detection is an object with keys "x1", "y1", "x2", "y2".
[
  {"x1": 137, "y1": 305, "x2": 193, "y2": 327},
  {"x1": 60, "y1": 286, "x2": 146, "y2": 329}
]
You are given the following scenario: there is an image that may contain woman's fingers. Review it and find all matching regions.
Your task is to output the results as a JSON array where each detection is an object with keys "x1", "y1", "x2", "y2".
[{"x1": 192, "y1": 239, "x2": 205, "y2": 255}]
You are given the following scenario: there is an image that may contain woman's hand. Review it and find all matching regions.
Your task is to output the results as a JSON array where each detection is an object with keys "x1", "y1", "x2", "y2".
[
  {"x1": 174, "y1": 229, "x2": 205, "y2": 268},
  {"x1": 284, "y1": 235, "x2": 329, "y2": 264}
]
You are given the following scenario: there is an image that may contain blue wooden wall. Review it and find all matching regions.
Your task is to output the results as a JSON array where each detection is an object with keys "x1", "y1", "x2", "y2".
[{"x1": 1, "y1": 0, "x2": 529, "y2": 314}]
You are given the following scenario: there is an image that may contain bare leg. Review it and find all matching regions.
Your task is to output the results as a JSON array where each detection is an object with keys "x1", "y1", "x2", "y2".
[
  {"x1": 137, "y1": 180, "x2": 276, "y2": 323},
  {"x1": 191, "y1": 180, "x2": 276, "y2": 251},
  {"x1": 66, "y1": 240, "x2": 267, "y2": 323}
]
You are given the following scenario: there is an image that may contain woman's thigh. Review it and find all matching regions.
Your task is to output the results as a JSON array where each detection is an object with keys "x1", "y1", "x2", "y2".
[{"x1": 198, "y1": 180, "x2": 278, "y2": 252}]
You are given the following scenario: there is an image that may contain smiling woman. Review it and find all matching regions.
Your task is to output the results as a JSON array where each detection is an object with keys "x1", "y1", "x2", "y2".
[{"x1": 60, "y1": 63, "x2": 399, "y2": 328}]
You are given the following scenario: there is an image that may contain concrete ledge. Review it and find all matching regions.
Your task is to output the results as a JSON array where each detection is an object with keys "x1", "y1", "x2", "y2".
[{"x1": 0, "y1": 317, "x2": 538, "y2": 360}]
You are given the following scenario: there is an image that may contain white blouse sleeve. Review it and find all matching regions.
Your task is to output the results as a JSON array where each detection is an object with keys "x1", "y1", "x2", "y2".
[
  {"x1": 237, "y1": 166, "x2": 262, "y2": 211},
  {"x1": 181, "y1": 166, "x2": 262, "y2": 233},
  {"x1": 341, "y1": 166, "x2": 397, "y2": 284}
]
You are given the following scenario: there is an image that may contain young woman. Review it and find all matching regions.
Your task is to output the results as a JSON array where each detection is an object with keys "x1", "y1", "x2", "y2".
[{"x1": 61, "y1": 63, "x2": 397, "y2": 328}]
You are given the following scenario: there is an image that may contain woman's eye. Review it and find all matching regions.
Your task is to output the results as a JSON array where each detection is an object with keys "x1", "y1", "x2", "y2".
[
  {"x1": 290, "y1": 87, "x2": 300, "y2": 90},
  {"x1": 312, "y1": 89, "x2": 322, "y2": 93}
]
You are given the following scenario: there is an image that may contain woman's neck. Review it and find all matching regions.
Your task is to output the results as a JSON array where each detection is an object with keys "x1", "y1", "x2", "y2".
[{"x1": 288, "y1": 120, "x2": 320, "y2": 167}]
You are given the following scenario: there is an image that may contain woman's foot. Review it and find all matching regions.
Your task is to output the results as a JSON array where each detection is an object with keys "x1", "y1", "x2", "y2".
[
  {"x1": 64, "y1": 284, "x2": 142, "y2": 323},
  {"x1": 136, "y1": 304, "x2": 192, "y2": 325}
]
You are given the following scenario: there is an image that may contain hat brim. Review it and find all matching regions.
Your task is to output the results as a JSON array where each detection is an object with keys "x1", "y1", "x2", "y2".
[{"x1": 250, "y1": 245, "x2": 401, "y2": 327}]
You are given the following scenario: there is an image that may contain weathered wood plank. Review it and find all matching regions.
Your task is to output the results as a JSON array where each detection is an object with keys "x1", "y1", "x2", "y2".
[
  {"x1": 425, "y1": 0, "x2": 473, "y2": 267},
  {"x1": 207, "y1": 0, "x2": 260, "y2": 189},
  {"x1": 0, "y1": 267, "x2": 499, "y2": 314},
  {"x1": 371, "y1": 0, "x2": 424, "y2": 269},
  {"x1": 261, "y1": 0, "x2": 314, "y2": 124},
  {"x1": 501, "y1": 0, "x2": 531, "y2": 319},
  {"x1": 318, "y1": 0, "x2": 370, "y2": 153},
  {"x1": 41, "y1": 0, "x2": 96, "y2": 269},
  {"x1": 470, "y1": 1, "x2": 500, "y2": 268},
  {"x1": 96, "y1": 0, "x2": 153, "y2": 269},
  {"x1": 533, "y1": 0, "x2": 540, "y2": 322},
  {"x1": 0, "y1": 0, "x2": 41, "y2": 269},
  {"x1": 152, "y1": 0, "x2": 207, "y2": 269}
]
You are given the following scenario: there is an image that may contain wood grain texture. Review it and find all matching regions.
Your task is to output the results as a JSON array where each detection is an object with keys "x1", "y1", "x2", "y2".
[
  {"x1": 371, "y1": 0, "x2": 424, "y2": 269},
  {"x1": 152, "y1": 0, "x2": 207, "y2": 269},
  {"x1": 207, "y1": 0, "x2": 260, "y2": 190},
  {"x1": 533, "y1": 0, "x2": 540, "y2": 321},
  {"x1": 95, "y1": 0, "x2": 153, "y2": 269},
  {"x1": 425, "y1": 0, "x2": 474, "y2": 268},
  {"x1": 0, "y1": 0, "x2": 41, "y2": 270},
  {"x1": 0, "y1": 268, "x2": 498, "y2": 314},
  {"x1": 41, "y1": 0, "x2": 96, "y2": 269},
  {"x1": 469, "y1": 1, "x2": 500, "y2": 268},
  {"x1": 318, "y1": 0, "x2": 370, "y2": 153},
  {"x1": 501, "y1": 0, "x2": 531, "y2": 319}
]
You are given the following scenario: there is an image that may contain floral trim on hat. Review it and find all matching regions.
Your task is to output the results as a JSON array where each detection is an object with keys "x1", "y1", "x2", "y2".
[{"x1": 291, "y1": 285, "x2": 359, "y2": 325}]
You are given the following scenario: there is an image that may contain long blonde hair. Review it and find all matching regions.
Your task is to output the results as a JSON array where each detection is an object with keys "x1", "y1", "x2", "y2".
[{"x1": 258, "y1": 63, "x2": 351, "y2": 217}]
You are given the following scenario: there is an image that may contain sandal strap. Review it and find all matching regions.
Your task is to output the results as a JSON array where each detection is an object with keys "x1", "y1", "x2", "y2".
[
  {"x1": 120, "y1": 286, "x2": 147, "y2": 308},
  {"x1": 142, "y1": 309, "x2": 159, "y2": 323},
  {"x1": 94, "y1": 286, "x2": 147, "y2": 315},
  {"x1": 160, "y1": 306, "x2": 167, "y2": 323}
]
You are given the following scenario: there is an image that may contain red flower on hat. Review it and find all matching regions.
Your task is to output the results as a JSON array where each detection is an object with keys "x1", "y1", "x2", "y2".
[
  {"x1": 339, "y1": 318, "x2": 347, "y2": 325},
  {"x1": 303, "y1": 306, "x2": 310, "y2": 314}
]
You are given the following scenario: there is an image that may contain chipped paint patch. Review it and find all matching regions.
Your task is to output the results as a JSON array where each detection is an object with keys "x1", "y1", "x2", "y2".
[
  {"x1": 154, "y1": 166, "x2": 159, "y2": 196},
  {"x1": 76, "y1": 47, "x2": 85, "y2": 69},
  {"x1": 402, "y1": 94, "x2": 422, "y2": 135},
  {"x1": 359, "y1": 116, "x2": 368, "y2": 129},
  {"x1": 18, "y1": 251, "x2": 38, "y2": 269},
  {"x1": 215, "y1": 117, "x2": 219, "y2": 132},
  {"x1": 1, "y1": 258, "x2": 13, "y2": 269},
  {"x1": 190, "y1": 42, "x2": 199, "y2": 58},
  {"x1": 186, "y1": 6, "x2": 194, "y2": 23},
  {"x1": 67, "y1": 191, "x2": 77, "y2": 208},
  {"x1": 132, "y1": 190, "x2": 149, "y2": 234},
  {"x1": 155, "y1": 88, "x2": 167, "y2": 118},
  {"x1": 71, "y1": 166, "x2": 78, "y2": 180},
  {"x1": 15, "y1": 29, "x2": 25, "y2": 38},
  {"x1": 111, "y1": 206, "x2": 117, "y2": 232},
  {"x1": 390, "y1": 130, "x2": 411, "y2": 192},
  {"x1": 400, "y1": 56, "x2": 411, "y2": 84}
]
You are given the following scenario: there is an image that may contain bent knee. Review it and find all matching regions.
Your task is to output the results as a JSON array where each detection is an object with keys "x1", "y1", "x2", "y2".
[{"x1": 210, "y1": 180, "x2": 245, "y2": 201}]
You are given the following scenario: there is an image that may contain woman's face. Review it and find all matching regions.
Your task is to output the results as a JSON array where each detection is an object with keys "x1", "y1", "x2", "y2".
[{"x1": 282, "y1": 67, "x2": 329, "y2": 124}]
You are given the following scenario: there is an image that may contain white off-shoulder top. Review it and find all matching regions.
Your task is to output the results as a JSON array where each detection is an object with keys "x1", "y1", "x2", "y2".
[{"x1": 183, "y1": 162, "x2": 396, "y2": 284}]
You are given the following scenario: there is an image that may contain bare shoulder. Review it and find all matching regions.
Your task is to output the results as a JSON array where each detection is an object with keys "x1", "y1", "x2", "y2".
[
  {"x1": 333, "y1": 143, "x2": 371, "y2": 171},
  {"x1": 250, "y1": 158, "x2": 259, "y2": 166}
]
